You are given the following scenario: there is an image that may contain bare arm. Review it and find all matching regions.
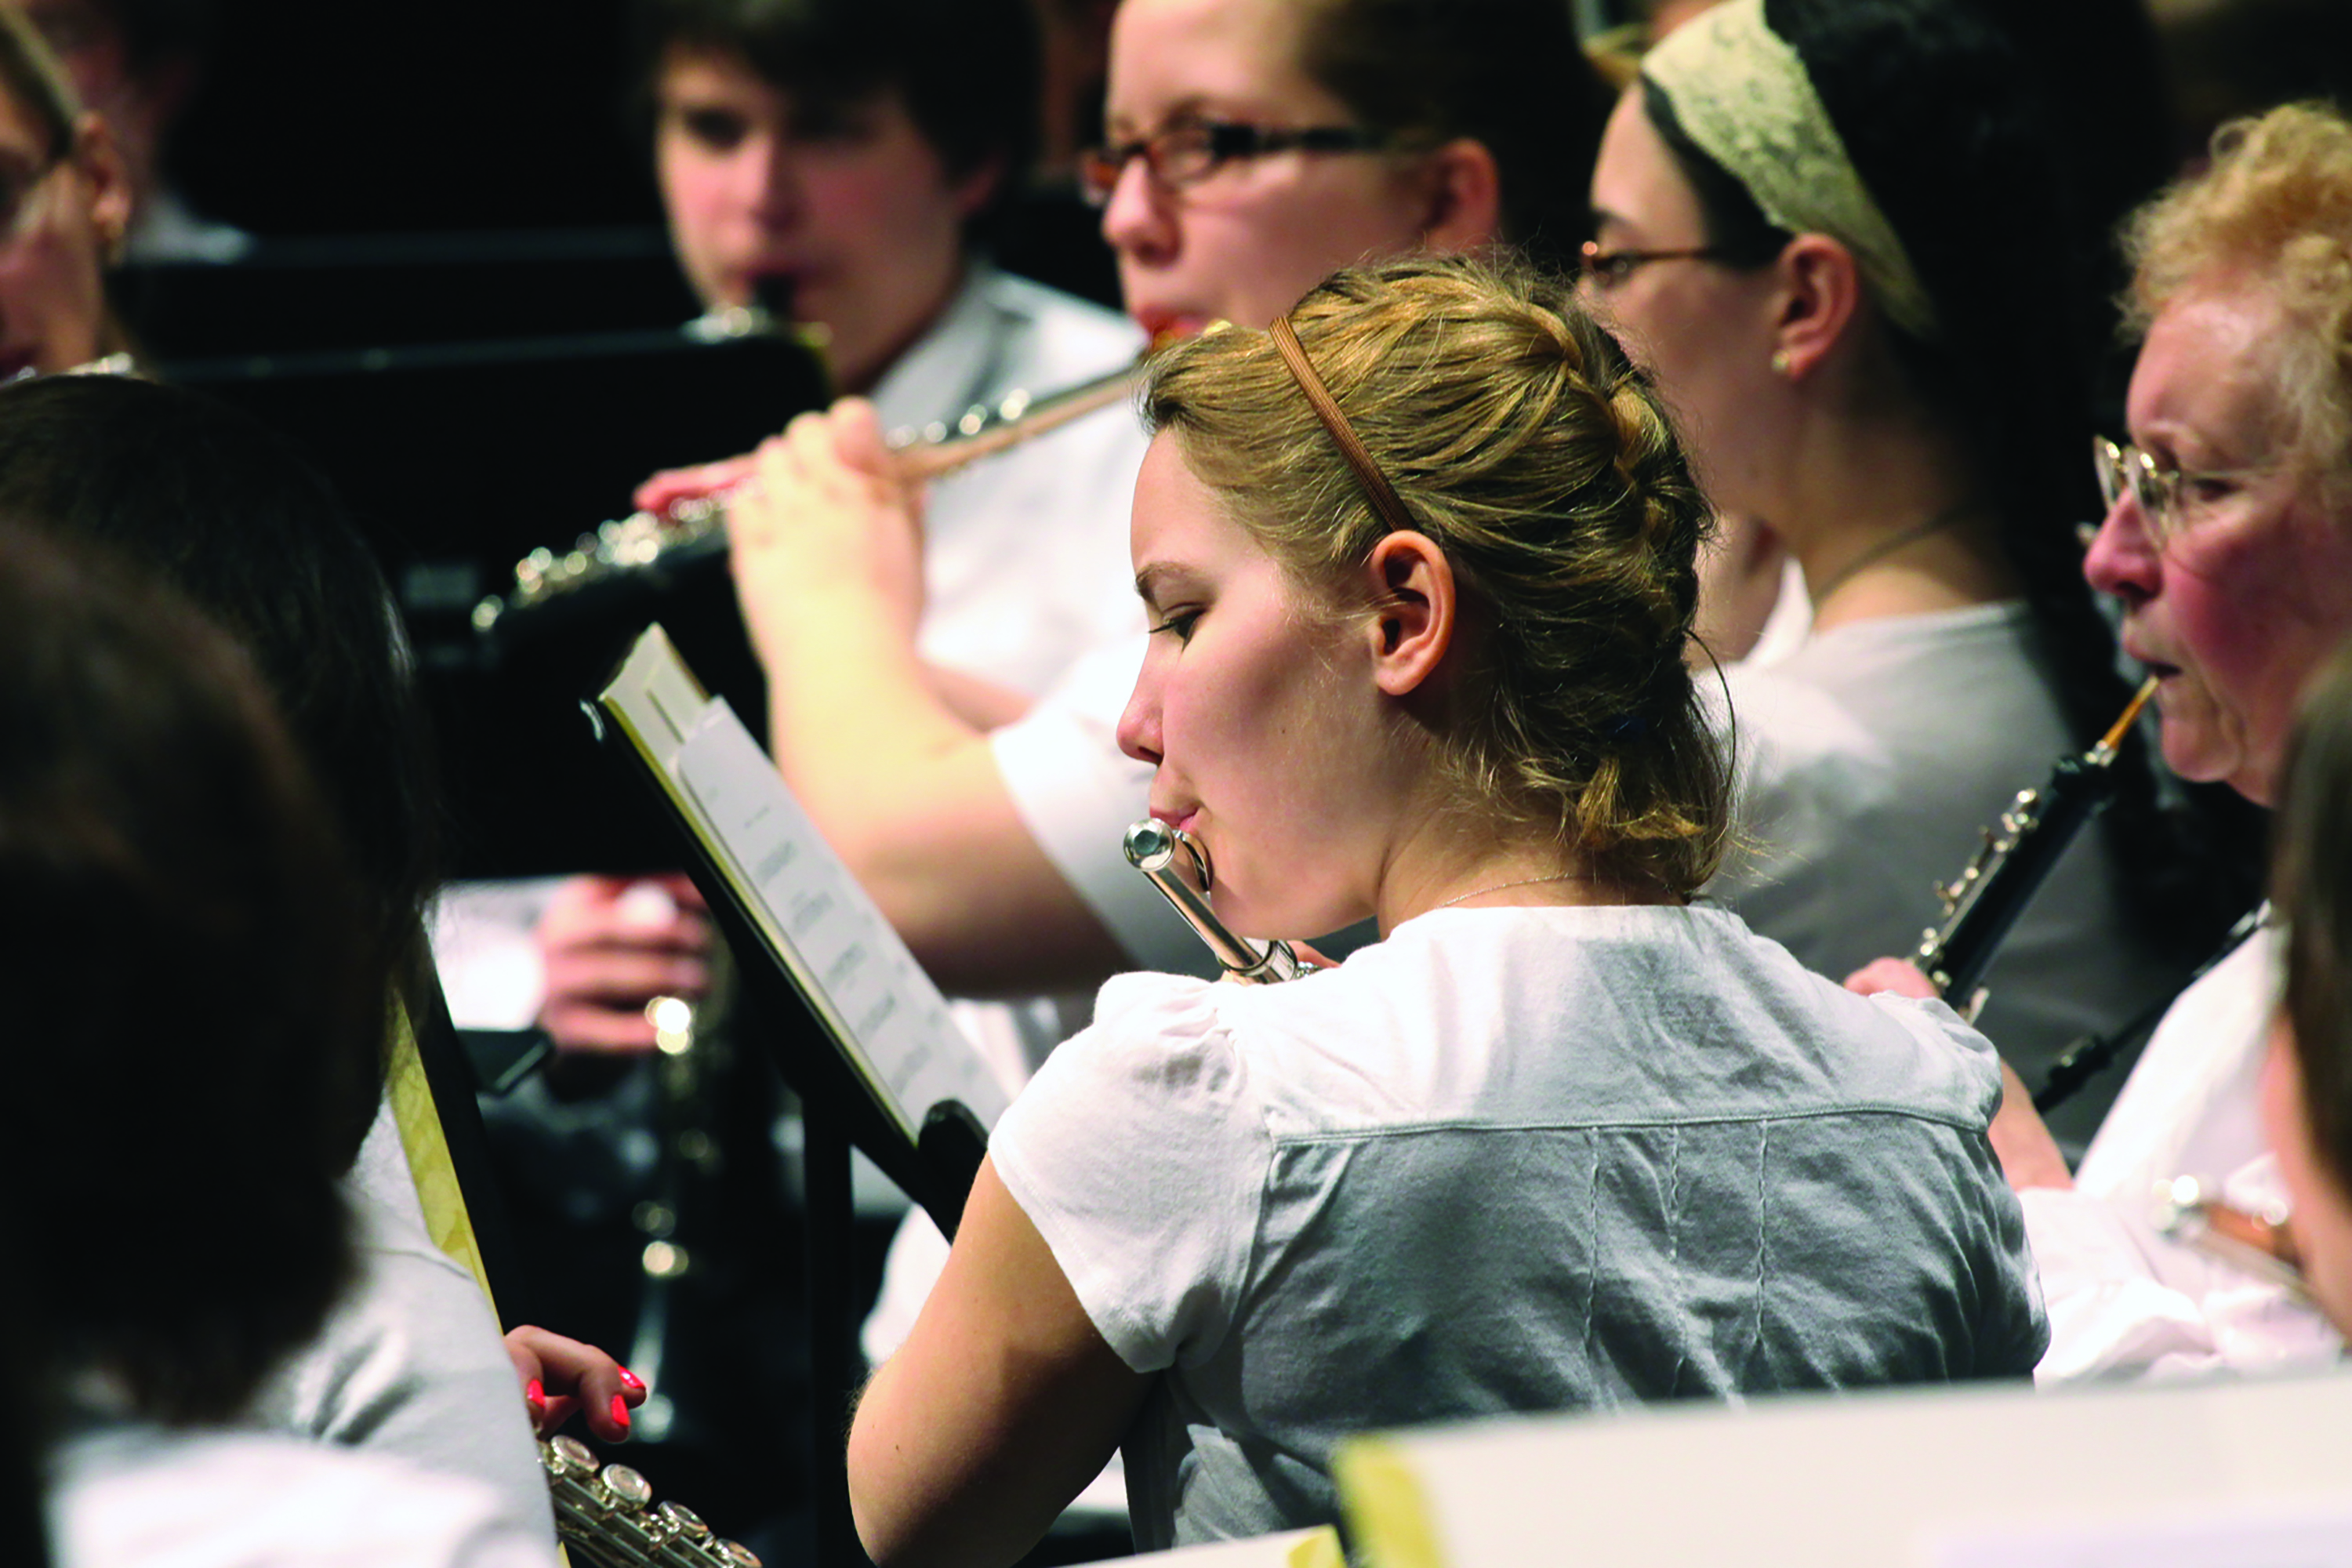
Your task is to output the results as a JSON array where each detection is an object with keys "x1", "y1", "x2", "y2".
[
  {"x1": 724, "y1": 403, "x2": 1130, "y2": 996},
  {"x1": 848, "y1": 1157, "x2": 1149, "y2": 1568}
]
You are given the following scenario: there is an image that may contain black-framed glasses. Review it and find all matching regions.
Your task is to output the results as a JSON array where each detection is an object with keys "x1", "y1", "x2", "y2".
[
  {"x1": 1078, "y1": 120, "x2": 1390, "y2": 207},
  {"x1": 1577, "y1": 239, "x2": 1726, "y2": 288},
  {"x1": 2090, "y1": 434, "x2": 2267, "y2": 550}
]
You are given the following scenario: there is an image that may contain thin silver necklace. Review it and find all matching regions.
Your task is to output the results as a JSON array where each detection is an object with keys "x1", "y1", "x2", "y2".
[
  {"x1": 1432, "y1": 873, "x2": 1591, "y2": 912},
  {"x1": 1807, "y1": 503, "x2": 1976, "y2": 610}
]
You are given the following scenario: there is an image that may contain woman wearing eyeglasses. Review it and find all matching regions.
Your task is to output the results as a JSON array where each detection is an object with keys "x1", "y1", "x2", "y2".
[
  {"x1": 0, "y1": 7, "x2": 130, "y2": 379},
  {"x1": 1901, "y1": 101, "x2": 2352, "y2": 1384},
  {"x1": 1580, "y1": 0, "x2": 2244, "y2": 1156},
  {"x1": 708, "y1": 0, "x2": 1605, "y2": 1003}
]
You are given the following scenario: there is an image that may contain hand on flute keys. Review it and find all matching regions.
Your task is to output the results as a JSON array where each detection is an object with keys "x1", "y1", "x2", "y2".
[
  {"x1": 727, "y1": 397, "x2": 930, "y2": 681},
  {"x1": 1845, "y1": 956, "x2": 2073, "y2": 1192},
  {"x1": 506, "y1": 1324, "x2": 648, "y2": 1442}
]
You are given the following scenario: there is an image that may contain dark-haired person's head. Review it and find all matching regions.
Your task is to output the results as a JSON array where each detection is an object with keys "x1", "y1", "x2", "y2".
[
  {"x1": 2, "y1": 521, "x2": 376, "y2": 1564},
  {"x1": 633, "y1": 0, "x2": 1041, "y2": 391},
  {"x1": 0, "y1": 374, "x2": 437, "y2": 1023},
  {"x1": 2262, "y1": 634, "x2": 2352, "y2": 1338},
  {"x1": 1097, "y1": 0, "x2": 1607, "y2": 339},
  {"x1": 1594, "y1": 0, "x2": 2091, "y2": 535}
]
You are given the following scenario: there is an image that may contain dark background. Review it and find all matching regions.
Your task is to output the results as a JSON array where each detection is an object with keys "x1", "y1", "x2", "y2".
[{"x1": 169, "y1": 0, "x2": 662, "y2": 237}]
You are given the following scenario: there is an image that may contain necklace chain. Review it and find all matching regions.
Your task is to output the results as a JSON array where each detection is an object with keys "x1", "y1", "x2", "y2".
[
  {"x1": 1432, "y1": 872, "x2": 1591, "y2": 912},
  {"x1": 1807, "y1": 503, "x2": 1975, "y2": 609}
]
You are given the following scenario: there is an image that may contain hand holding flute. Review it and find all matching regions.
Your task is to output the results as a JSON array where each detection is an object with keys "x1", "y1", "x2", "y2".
[{"x1": 727, "y1": 399, "x2": 931, "y2": 677}]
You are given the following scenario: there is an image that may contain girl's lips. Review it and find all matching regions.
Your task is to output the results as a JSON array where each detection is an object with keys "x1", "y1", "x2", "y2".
[
  {"x1": 1150, "y1": 806, "x2": 1200, "y2": 836},
  {"x1": 1134, "y1": 309, "x2": 1209, "y2": 348}
]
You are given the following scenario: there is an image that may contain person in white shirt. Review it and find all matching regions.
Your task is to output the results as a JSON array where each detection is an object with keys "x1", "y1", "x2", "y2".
[
  {"x1": 0, "y1": 524, "x2": 549, "y2": 1568},
  {"x1": 1579, "y1": 0, "x2": 2235, "y2": 1155},
  {"x1": 819, "y1": 255, "x2": 2043, "y2": 1564},
  {"x1": 1855, "y1": 100, "x2": 2352, "y2": 1382}
]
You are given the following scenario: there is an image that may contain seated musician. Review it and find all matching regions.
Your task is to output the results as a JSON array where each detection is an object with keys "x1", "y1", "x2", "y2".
[
  {"x1": 0, "y1": 373, "x2": 639, "y2": 1543},
  {"x1": 2263, "y1": 634, "x2": 2352, "y2": 1338},
  {"x1": 501, "y1": 0, "x2": 1152, "y2": 1073},
  {"x1": 9, "y1": 523, "x2": 550, "y2": 1568},
  {"x1": 1580, "y1": 0, "x2": 2228, "y2": 1158},
  {"x1": 821, "y1": 256, "x2": 2045, "y2": 1565},
  {"x1": 1854, "y1": 101, "x2": 2352, "y2": 1381}
]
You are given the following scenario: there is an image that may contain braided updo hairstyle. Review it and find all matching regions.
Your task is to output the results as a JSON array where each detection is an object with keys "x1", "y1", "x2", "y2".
[{"x1": 1143, "y1": 253, "x2": 1727, "y2": 895}]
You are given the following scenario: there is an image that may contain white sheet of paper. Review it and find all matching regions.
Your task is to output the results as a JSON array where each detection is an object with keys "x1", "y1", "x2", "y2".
[
  {"x1": 671, "y1": 696, "x2": 1008, "y2": 1140},
  {"x1": 1934, "y1": 1505, "x2": 2352, "y2": 1568}
]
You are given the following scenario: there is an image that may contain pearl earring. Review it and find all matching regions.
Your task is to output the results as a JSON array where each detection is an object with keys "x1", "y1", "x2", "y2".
[{"x1": 1770, "y1": 349, "x2": 1792, "y2": 376}]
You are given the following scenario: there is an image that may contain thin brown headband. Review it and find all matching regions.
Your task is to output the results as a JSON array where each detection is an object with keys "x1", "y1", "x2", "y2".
[{"x1": 1268, "y1": 313, "x2": 1418, "y2": 535}]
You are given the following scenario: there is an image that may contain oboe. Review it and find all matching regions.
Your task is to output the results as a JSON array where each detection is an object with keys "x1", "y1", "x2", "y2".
[
  {"x1": 1913, "y1": 676, "x2": 2160, "y2": 1016},
  {"x1": 1123, "y1": 819, "x2": 1307, "y2": 984}
]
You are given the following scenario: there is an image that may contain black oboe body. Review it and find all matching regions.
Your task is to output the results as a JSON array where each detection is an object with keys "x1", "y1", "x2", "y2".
[{"x1": 1912, "y1": 678, "x2": 2158, "y2": 1011}]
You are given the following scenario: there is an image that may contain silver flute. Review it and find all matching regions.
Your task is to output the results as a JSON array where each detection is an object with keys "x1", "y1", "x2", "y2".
[
  {"x1": 1123, "y1": 819, "x2": 1306, "y2": 984},
  {"x1": 471, "y1": 358, "x2": 1147, "y2": 638}
]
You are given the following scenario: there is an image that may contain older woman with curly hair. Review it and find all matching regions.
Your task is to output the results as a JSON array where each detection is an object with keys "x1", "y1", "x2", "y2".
[{"x1": 1867, "y1": 101, "x2": 2352, "y2": 1383}]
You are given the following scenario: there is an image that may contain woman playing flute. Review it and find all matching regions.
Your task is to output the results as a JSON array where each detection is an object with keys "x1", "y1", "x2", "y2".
[{"x1": 763, "y1": 255, "x2": 2048, "y2": 1564}]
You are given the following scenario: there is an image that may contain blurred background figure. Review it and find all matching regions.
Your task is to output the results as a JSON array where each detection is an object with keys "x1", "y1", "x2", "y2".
[
  {"x1": 2263, "y1": 633, "x2": 2352, "y2": 1341},
  {"x1": 6, "y1": 0, "x2": 246, "y2": 259},
  {"x1": 5, "y1": 520, "x2": 550, "y2": 1568},
  {"x1": 0, "y1": 6, "x2": 129, "y2": 375},
  {"x1": 0, "y1": 372, "x2": 574, "y2": 1540}
]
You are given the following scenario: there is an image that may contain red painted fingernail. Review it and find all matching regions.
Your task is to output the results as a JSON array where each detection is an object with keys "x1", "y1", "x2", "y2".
[
  {"x1": 618, "y1": 1367, "x2": 644, "y2": 1392},
  {"x1": 610, "y1": 1394, "x2": 631, "y2": 1431},
  {"x1": 524, "y1": 1378, "x2": 544, "y2": 1406}
]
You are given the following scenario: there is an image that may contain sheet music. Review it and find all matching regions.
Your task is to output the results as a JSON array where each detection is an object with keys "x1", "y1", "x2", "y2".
[
  {"x1": 672, "y1": 701, "x2": 1006, "y2": 1138},
  {"x1": 597, "y1": 625, "x2": 1007, "y2": 1151}
]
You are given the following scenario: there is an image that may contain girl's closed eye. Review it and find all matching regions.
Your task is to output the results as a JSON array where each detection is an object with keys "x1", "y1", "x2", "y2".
[{"x1": 1148, "y1": 606, "x2": 1203, "y2": 642}]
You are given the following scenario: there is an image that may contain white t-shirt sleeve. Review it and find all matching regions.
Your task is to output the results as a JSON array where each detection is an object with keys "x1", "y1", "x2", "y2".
[
  {"x1": 988, "y1": 636, "x2": 1203, "y2": 974},
  {"x1": 988, "y1": 972, "x2": 1269, "y2": 1372}
]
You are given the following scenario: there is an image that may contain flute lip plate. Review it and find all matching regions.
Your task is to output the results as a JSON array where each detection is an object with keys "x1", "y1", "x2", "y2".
[{"x1": 1123, "y1": 818, "x2": 1178, "y2": 870}]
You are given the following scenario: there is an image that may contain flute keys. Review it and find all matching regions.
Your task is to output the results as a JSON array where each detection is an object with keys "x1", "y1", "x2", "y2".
[
  {"x1": 659, "y1": 1501, "x2": 712, "y2": 1539},
  {"x1": 600, "y1": 1463, "x2": 654, "y2": 1510},
  {"x1": 546, "y1": 1435, "x2": 597, "y2": 1477}
]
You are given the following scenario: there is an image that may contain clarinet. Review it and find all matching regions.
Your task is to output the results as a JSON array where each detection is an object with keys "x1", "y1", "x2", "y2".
[
  {"x1": 1913, "y1": 676, "x2": 2159, "y2": 1018},
  {"x1": 1123, "y1": 819, "x2": 1307, "y2": 984}
]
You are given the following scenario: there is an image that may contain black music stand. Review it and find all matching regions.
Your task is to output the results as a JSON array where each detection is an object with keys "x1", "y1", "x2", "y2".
[
  {"x1": 170, "y1": 325, "x2": 830, "y2": 880},
  {"x1": 584, "y1": 648, "x2": 989, "y2": 1567},
  {"x1": 114, "y1": 227, "x2": 701, "y2": 360}
]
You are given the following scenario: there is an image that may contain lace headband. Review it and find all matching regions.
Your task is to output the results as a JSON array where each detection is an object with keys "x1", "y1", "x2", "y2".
[
  {"x1": 1642, "y1": 0, "x2": 1939, "y2": 342},
  {"x1": 1268, "y1": 313, "x2": 1418, "y2": 535}
]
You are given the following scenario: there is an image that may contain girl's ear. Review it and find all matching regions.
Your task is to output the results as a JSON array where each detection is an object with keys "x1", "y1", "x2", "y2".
[
  {"x1": 1766, "y1": 231, "x2": 1864, "y2": 381},
  {"x1": 1362, "y1": 531, "x2": 1456, "y2": 697}
]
